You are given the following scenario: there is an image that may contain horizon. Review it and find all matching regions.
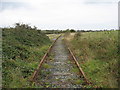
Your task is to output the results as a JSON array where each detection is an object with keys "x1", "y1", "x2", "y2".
[
  {"x1": 0, "y1": 24, "x2": 117, "y2": 31},
  {"x1": 0, "y1": 0, "x2": 119, "y2": 30}
]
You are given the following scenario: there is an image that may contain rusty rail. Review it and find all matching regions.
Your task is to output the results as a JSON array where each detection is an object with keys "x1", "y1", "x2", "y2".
[
  {"x1": 67, "y1": 47, "x2": 90, "y2": 84},
  {"x1": 31, "y1": 34, "x2": 90, "y2": 85},
  {"x1": 31, "y1": 34, "x2": 62, "y2": 81}
]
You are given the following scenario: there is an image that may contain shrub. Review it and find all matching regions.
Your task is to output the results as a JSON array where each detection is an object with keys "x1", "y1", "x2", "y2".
[{"x1": 2, "y1": 24, "x2": 51, "y2": 88}]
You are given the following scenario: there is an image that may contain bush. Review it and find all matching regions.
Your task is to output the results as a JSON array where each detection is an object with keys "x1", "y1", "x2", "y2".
[{"x1": 2, "y1": 24, "x2": 51, "y2": 88}]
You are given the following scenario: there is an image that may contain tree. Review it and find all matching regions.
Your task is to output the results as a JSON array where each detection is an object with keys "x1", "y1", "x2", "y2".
[{"x1": 70, "y1": 29, "x2": 76, "y2": 32}]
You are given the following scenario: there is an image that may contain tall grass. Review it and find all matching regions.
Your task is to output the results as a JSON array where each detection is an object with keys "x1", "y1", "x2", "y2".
[
  {"x1": 65, "y1": 30, "x2": 119, "y2": 88},
  {"x1": 2, "y1": 27, "x2": 51, "y2": 88}
]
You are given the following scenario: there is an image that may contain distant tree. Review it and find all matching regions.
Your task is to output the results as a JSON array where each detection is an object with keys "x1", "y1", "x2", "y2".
[
  {"x1": 70, "y1": 29, "x2": 76, "y2": 32},
  {"x1": 66, "y1": 29, "x2": 70, "y2": 32},
  {"x1": 33, "y1": 26, "x2": 37, "y2": 30},
  {"x1": 15, "y1": 23, "x2": 37, "y2": 30}
]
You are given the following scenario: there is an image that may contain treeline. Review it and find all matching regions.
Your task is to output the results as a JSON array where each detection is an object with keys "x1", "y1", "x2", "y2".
[
  {"x1": 41, "y1": 29, "x2": 76, "y2": 34},
  {"x1": 41, "y1": 29, "x2": 118, "y2": 34},
  {"x1": 3, "y1": 23, "x2": 117, "y2": 34}
]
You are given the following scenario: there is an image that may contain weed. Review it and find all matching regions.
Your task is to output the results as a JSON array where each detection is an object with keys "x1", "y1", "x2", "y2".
[
  {"x1": 71, "y1": 67, "x2": 79, "y2": 73},
  {"x1": 67, "y1": 60, "x2": 71, "y2": 64},
  {"x1": 74, "y1": 80, "x2": 84, "y2": 84},
  {"x1": 65, "y1": 30, "x2": 119, "y2": 88},
  {"x1": 42, "y1": 63, "x2": 52, "y2": 69}
]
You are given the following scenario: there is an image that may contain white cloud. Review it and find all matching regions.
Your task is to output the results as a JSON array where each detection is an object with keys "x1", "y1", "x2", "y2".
[{"x1": 0, "y1": 0, "x2": 119, "y2": 30}]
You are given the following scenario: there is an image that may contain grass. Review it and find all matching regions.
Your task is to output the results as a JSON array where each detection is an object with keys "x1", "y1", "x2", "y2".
[
  {"x1": 74, "y1": 80, "x2": 84, "y2": 84},
  {"x1": 41, "y1": 70, "x2": 51, "y2": 75},
  {"x1": 42, "y1": 63, "x2": 52, "y2": 69},
  {"x1": 67, "y1": 60, "x2": 72, "y2": 64},
  {"x1": 2, "y1": 26, "x2": 52, "y2": 88},
  {"x1": 81, "y1": 59, "x2": 118, "y2": 88},
  {"x1": 64, "y1": 30, "x2": 119, "y2": 88},
  {"x1": 48, "y1": 55, "x2": 54, "y2": 61},
  {"x1": 71, "y1": 67, "x2": 79, "y2": 73},
  {"x1": 46, "y1": 34, "x2": 60, "y2": 42}
]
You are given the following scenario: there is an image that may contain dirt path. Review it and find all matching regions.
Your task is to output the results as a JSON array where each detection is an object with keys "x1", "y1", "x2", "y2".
[{"x1": 36, "y1": 36, "x2": 84, "y2": 88}]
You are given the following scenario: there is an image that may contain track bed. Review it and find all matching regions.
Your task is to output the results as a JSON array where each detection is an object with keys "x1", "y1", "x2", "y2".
[{"x1": 33, "y1": 36, "x2": 86, "y2": 88}]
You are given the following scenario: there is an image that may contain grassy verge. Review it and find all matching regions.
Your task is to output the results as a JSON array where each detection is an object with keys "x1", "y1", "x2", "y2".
[
  {"x1": 46, "y1": 34, "x2": 60, "y2": 42},
  {"x1": 2, "y1": 25, "x2": 52, "y2": 88},
  {"x1": 64, "y1": 31, "x2": 119, "y2": 88}
]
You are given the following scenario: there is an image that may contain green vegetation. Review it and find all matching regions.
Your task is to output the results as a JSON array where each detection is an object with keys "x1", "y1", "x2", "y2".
[
  {"x1": 74, "y1": 80, "x2": 84, "y2": 84},
  {"x1": 71, "y1": 67, "x2": 79, "y2": 73},
  {"x1": 67, "y1": 60, "x2": 72, "y2": 64},
  {"x1": 64, "y1": 30, "x2": 119, "y2": 88},
  {"x1": 41, "y1": 69, "x2": 51, "y2": 75},
  {"x1": 42, "y1": 63, "x2": 52, "y2": 69},
  {"x1": 41, "y1": 29, "x2": 76, "y2": 34},
  {"x1": 41, "y1": 30, "x2": 63, "y2": 34},
  {"x1": 2, "y1": 23, "x2": 51, "y2": 88},
  {"x1": 46, "y1": 34, "x2": 60, "y2": 42}
]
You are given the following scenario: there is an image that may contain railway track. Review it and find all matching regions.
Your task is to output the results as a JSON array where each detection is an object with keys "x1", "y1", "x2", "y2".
[
  {"x1": 31, "y1": 35, "x2": 90, "y2": 88},
  {"x1": 31, "y1": 35, "x2": 62, "y2": 81}
]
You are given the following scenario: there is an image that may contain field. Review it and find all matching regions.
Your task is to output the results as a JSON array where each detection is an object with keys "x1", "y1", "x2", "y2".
[
  {"x1": 2, "y1": 25, "x2": 119, "y2": 88},
  {"x1": 46, "y1": 34, "x2": 61, "y2": 41},
  {"x1": 64, "y1": 30, "x2": 119, "y2": 88},
  {"x1": 2, "y1": 25, "x2": 51, "y2": 88}
]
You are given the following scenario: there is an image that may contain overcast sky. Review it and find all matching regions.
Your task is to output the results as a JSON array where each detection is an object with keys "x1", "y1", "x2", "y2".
[{"x1": 0, "y1": 0, "x2": 119, "y2": 30}]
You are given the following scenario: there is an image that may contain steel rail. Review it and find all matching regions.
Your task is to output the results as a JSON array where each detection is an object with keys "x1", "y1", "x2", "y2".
[
  {"x1": 31, "y1": 34, "x2": 62, "y2": 82},
  {"x1": 31, "y1": 34, "x2": 91, "y2": 85},
  {"x1": 67, "y1": 47, "x2": 90, "y2": 84}
]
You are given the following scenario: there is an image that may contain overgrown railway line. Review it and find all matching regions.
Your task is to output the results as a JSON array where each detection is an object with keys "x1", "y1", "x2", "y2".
[{"x1": 31, "y1": 35, "x2": 90, "y2": 88}]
